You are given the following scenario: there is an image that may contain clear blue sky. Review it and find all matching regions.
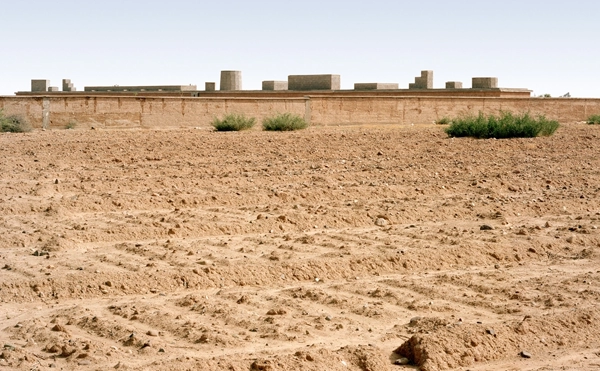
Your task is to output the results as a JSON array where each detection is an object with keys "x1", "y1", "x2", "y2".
[{"x1": 1, "y1": 0, "x2": 598, "y2": 97}]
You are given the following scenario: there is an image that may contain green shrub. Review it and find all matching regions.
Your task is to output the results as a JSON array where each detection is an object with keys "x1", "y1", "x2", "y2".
[
  {"x1": 211, "y1": 113, "x2": 256, "y2": 131},
  {"x1": 0, "y1": 110, "x2": 32, "y2": 133},
  {"x1": 65, "y1": 120, "x2": 77, "y2": 129},
  {"x1": 435, "y1": 117, "x2": 451, "y2": 125},
  {"x1": 587, "y1": 114, "x2": 600, "y2": 125},
  {"x1": 445, "y1": 111, "x2": 559, "y2": 139},
  {"x1": 262, "y1": 113, "x2": 308, "y2": 131}
]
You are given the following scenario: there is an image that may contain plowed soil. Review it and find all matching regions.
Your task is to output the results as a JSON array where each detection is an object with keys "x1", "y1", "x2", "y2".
[{"x1": 1, "y1": 123, "x2": 600, "y2": 371}]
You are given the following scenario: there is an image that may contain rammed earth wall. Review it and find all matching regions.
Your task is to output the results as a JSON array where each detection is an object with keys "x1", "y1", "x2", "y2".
[{"x1": 1, "y1": 96, "x2": 599, "y2": 129}]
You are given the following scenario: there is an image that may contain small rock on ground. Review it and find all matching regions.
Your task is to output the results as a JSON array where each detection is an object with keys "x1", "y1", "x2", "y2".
[
  {"x1": 394, "y1": 357, "x2": 410, "y2": 365},
  {"x1": 375, "y1": 218, "x2": 388, "y2": 227}
]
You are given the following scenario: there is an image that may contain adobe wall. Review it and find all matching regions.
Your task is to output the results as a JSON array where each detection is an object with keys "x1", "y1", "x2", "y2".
[
  {"x1": 0, "y1": 96, "x2": 307, "y2": 129},
  {"x1": 1, "y1": 95, "x2": 599, "y2": 129},
  {"x1": 309, "y1": 96, "x2": 600, "y2": 125}
]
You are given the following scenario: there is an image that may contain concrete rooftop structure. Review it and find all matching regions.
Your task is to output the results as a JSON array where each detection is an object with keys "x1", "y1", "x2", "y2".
[{"x1": 16, "y1": 70, "x2": 529, "y2": 98}]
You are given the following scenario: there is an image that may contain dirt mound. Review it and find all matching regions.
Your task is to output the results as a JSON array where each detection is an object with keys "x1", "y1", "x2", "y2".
[{"x1": 396, "y1": 309, "x2": 600, "y2": 370}]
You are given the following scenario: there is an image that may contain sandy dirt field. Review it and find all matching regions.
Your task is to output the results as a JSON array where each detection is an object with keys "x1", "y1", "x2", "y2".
[{"x1": 1, "y1": 123, "x2": 600, "y2": 371}]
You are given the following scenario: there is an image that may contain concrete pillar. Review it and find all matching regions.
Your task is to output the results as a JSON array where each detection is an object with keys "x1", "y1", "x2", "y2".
[
  {"x1": 262, "y1": 81, "x2": 288, "y2": 90},
  {"x1": 31, "y1": 80, "x2": 50, "y2": 92},
  {"x1": 472, "y1": 77, "x2": 498, "y2": 89},
  {"x1": 205, "y1": 82, "x2": 216, "y2": 91},
  {"x1": 62, "y1": 79, "x2": 76, "y2": 92},
  {"x1": 42, "y1": 98, "x2": 50, "y2": 129},
  {"x1": 445, "y1": 81, "x2": 463, "y2": 89},
  {"x1": 354, "y1": 83, "x2": 399, "y2": 90},
  {"x1": 409, "y1": 70, "x2": 433, "y2": 89},
  {"x1": 288, "y1": 75, "x2": 341, "y2": 90},
  {"x1": 220, "y1": 71, "x2": 242, "y2": 91}
]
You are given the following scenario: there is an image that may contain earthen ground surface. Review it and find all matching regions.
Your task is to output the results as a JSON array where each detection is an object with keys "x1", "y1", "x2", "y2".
[{"x1": 1, "y1": 123, "x2": 599, "y2": 371}]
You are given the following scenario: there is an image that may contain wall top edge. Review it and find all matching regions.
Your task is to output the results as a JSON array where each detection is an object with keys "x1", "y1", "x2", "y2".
[{"x1": 2, "y1": 96, "x2": 309, "y2": 101}]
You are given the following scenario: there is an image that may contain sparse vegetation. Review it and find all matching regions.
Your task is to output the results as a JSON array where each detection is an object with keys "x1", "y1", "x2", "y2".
[
  {"x1": 0, "y1": 109, "x2": 32, "y2": 133},
  {"x1": 587, "y1": 114, "x2": 600, "y2": 125},
  {"x1": 435, "y1": 117, "x2": 451, "y2": 125},
  {"x1": 262, "y1": 113, "x2": 308, "y2": 131},
  {"x1": 445, "y1": 111, "x2": 559, "y2": 139},
  {"x1": 211, "y1": 113, "x2": 256, "y2": 131},
  {"x1": 66, "y1": 120, "x2": 77, "y2": 129}
]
